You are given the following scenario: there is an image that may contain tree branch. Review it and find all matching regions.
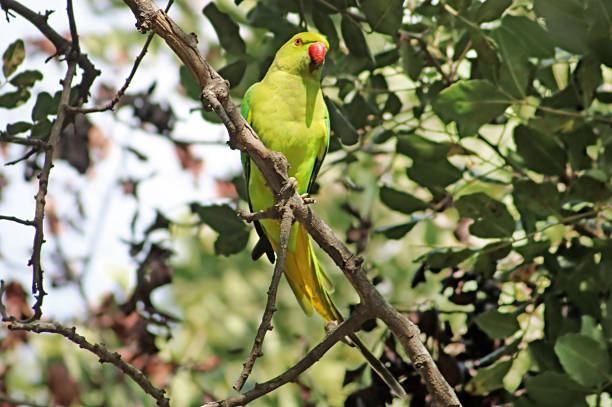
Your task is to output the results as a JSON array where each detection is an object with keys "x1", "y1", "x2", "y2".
[
  {"x1": 120, "y1": 1, "x2": 462, "y2": 405},
  {"x1": 234, "y1": 189, "x2": 295, "y2": 391},
  {"x1": 0, "y1": 0, "x2": 100, "y2": 103},
  {"x1": 205, "y1": 307, "x2": 372, "y2": 407},
  {"x1": 5, "y1": 319, "x2": 170, "y2": 407}
]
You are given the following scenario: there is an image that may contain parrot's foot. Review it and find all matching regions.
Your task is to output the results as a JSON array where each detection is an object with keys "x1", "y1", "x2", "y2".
[
  {"x1": 279, "y1": 177, "x2": 298, "y2": 199},
  {"x1": 237, "y1": 207, "x2": 277, "y2": 222},
  {"x1": 300, "y1": 193, "x2": 317, "y2": 205}
]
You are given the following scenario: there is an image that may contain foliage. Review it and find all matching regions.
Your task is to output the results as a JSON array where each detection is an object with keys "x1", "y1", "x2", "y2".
[{"x1": 1, "y1": 0, "x2": 612, "y2": 406}]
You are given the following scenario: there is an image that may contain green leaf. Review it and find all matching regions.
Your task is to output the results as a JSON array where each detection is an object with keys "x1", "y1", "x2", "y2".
[
  {"x1": 383, "y1": 92, "x2": 401, "y2": 115},
  {"x1": 513, "y1": 125, "x2": 567, "y2": 176},
  {"x1": 190, "y1": 203, "x2": 246, "y2": 234},
  {"x1": 374, "y1": 48, "x2": 399, "y2": 68},
  {"x1": 473, "y1": 242, "x2": 511, "y2": 278},
  {"x1": 203, "y1": 3, "x2": 246, "y2": 55},
  {"x1": 575, "y1": 54, "x2": 602, "y2": 109},
  {"x1": 9, "y1": 70, "x2": 43, "y2": 89},
  {"x1": 455, "y1": 192, "x2": 515, "y2": 238},
  {"x1": 189, "y1": 203, "x2": 249, "y2": 256},
  {"x1": 31, "y1": 91, "x2": 59, "y2": 121},
  {"x1": 30, "y1": 118, "x2": 52, "y2": 140},
  {"x1": 375, "y1": 220, "x2": 418, "y2": 240},
  {"x1": 489, "y1": 25, "x2": 530, "y2": 99},
  {"x1": 396, "y1": 135, "x2": 451, "y2": 160},
  {"x1": 514, "y1": 240, "x2": 550, "y2": 261},
  {"x1": 0, "y1": 88, "x2": 30, "y2": 109},
  {"x1": 325, "y1": 96, "x2": 358, "y2": 145},
  {"x1": 406, "y1": 158, "x2": 462, "y2": 190},
  {"x1": 218, "y1": 59, "x2": 246, "y2": 88},
  {"x1": 433, "y1": 80, "x2": 511, "y2": 137},
  {"x1": 179, "y1": 66, "x2": 200, "y2": 101},
  {"x1": 498, "y1": 16, "x2": 555, "y2": 59},
  {"x1": 580, "y1": 315, "x2": 606, "y2": 350},
  {"x1": 214, "y1": 229, "x2": 250, "y2": 256},
  {"x1": 6, "y1": 121, "x2": 32, "y2": 135},
  {"x1": 467, "y1": 360, "x2": 512, "y2": 395},
  {"x1": 474, "y1": 0, "x2": 511, "y2": 23},
  {"x1": 399, "y1": 40, "x2": 423, "y2": 82},
  {"x1": 513, "y1": 179, "x2": 561, "y2": 218},
  {"x1": 504, "y1": 349, "x2": 532, "y2": 392},
  {"x1": 2, "y1": 39, "x2": 25, "y2": 78},
  {"x1": 361, "y1": 0, "x2": 402, "y2": 36},
  {"x1": 415, "y1": 247, "x2": 474, "y2": 269},
  {"x1": 554, "y1": 333, "x2": 611, "y2": 387},
  {"x1": 534, "y1": 0, "x2": 588, "y2": 53},
  {"x1": 475, "y1": 310, "x2": 520, "y2": 339},
  {"x1": 567, "y1": 174, "x2": 611, "y2": 203},
  {"x1": 525, "y1": 372, "x2": 589, "y2": 407},
  {"x1": 340, "y1": 15, "x2": 371, "y2": 61},
  {"x1": 528, "y1": 340, "x2": 563, "y2": 372},
  {"x1": 379, "y1": 186, "x2": 428, "y2": 214},
  {"x1": 313, "y1": 8, "x2": 339, "y2": 51}
]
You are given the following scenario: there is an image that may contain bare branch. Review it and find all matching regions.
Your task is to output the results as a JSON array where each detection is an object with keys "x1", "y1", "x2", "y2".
[
  {"x1": 0, "y1": 0, "x2": 100, "y2": 103},
  {"x1": 205, "y1": 307, "x2": 371, "y2": 407},
  {"x1": 25, "y1": 59, "x2": 78, "y2": 321},
  {"x1": 6, "y1": 320, "x2": 170, "y2": 407},
  {"x1": 234, "y1": 200, "x2": 295, "y2": 391},
  {"x1": 0, "y1": 215, "x2": 35, "y2": 226}
]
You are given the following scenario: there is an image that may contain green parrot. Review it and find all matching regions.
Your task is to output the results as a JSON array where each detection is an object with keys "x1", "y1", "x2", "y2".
[{"x1": 241, "y1": 32, "x2": 405, "y2": 398}]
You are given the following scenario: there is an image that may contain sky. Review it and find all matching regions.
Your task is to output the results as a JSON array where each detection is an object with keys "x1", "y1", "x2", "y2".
[{"x1": 0, "y1": 0, "x2": 243, "y2": 319}]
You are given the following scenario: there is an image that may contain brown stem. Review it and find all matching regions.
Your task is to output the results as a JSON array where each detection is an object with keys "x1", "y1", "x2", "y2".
[
  {"x1": 234, "y1": 201, "x2": 294, "y2": 391},
  {"x1": 6, "y1": 319, "x2": 170, "y2": 406}
]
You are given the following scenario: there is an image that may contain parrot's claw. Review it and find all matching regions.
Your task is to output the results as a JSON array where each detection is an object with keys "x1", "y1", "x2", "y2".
[
  {"x1": 279, "y1": 177, "x2": 298, "y2": 198},
  {"x1": 301, "y1": 193, "x2": 317, "y2": 205}
]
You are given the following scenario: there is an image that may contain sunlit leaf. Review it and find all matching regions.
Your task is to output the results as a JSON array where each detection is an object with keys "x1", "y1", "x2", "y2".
[
  {"x1": 554, "y1": 333, "x2": 611, "y2": 387},
  {"x1": 2, "y1": 39, "x2": 25, "y2": 78},
  {"x1": 433, "y1": 80, "x2": 511, "y2": 137},
  {"x1": 455, "y1": 193, "x2": 515, "y2": 238}
]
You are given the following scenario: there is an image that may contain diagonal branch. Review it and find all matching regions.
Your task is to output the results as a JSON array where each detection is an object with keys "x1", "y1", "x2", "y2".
[
  {"x1": 205, "y1": 306, "x2": 372, "y2": 407},
  {"x1": 0, "y1": 0, "x2": 100, "y2": 103},
  {"x1": 5, "y1": 319, "x2": 170, "y2": 407},
  {"x1": 234, "y1": 186, "x2": 295, "y2": 391},
  {"x1": 120, "y1": 1, "x2": 462, "y2": 406}
]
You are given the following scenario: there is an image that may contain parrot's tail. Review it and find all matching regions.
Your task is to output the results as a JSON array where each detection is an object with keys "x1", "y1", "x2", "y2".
[
  {"x1": 283, "y1": 224, "x2": 341, "y2": 322},
  {"x1": 284, "y1": 224, "x2": 407, "y2": 399}
]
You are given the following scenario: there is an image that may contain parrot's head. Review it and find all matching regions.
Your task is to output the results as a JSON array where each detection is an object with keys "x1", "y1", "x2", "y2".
[{"x1": 273, "y1": 32, "x2": 329, "y2": 76}]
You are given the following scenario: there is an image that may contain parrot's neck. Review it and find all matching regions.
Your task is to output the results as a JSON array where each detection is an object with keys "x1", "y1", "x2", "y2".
[{"x1": 262, "y1": 68, "x2": 323, "y2": 127}]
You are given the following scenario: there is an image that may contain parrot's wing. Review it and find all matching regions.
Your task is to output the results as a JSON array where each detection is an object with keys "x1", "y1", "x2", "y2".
[
  {"x1": 307, "y1": 103, "x2": 330, "y2": 194},
  {"x1": 241, "y1": 83, "x2": 275, "y2": 263}
]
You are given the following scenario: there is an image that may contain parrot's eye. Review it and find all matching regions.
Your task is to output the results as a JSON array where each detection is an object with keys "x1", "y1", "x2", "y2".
[{"x1": 294, "y1": 38, "x2": 303, "y2": 46}]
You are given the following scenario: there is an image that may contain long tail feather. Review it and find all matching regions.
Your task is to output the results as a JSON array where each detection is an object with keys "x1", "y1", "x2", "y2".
[
  {"x1": 281, "y1": 224, "x2": 406, "y2": 399},
  {"x1": 348, "y1": 333, "x2": 407, "y2": 399}
]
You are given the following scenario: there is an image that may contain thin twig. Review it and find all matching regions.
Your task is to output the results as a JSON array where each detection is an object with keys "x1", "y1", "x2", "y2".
[
  {"x1": 236, "y1": 207, "x2": 278, "y2": 223},
  {"x1": 0, "y1": 215, "x2": 35, "y2": 226},
  {"x1": 0, "y1": 134, "x2": 50, "y2": 148},
  {"x1": 0, "y1": 0, "x2": 100, "y2": 102},
  {"x1": 66, "y1": 0, "x2": 79, "y2": 53},
  {"x1": 70, "y1": 32, "x2": 155, "y2": 113},
  {"x1": 6, "y1": 320, "x2": 170, "y2": 407},
  {"x1": 234, "y1": 203, "x2": 294, "y2": 391},
  {"x1": 205, "y1": 307, "x2": 371, "y2": 407},
  {"x1": 26, "y1": 60, "x2": 77, "y2": 321}
]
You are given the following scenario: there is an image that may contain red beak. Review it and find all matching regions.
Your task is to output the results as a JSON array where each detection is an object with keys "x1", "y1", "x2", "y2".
[{"x1": 308, "y1": 42, "x2": 326, "y2": 67}]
